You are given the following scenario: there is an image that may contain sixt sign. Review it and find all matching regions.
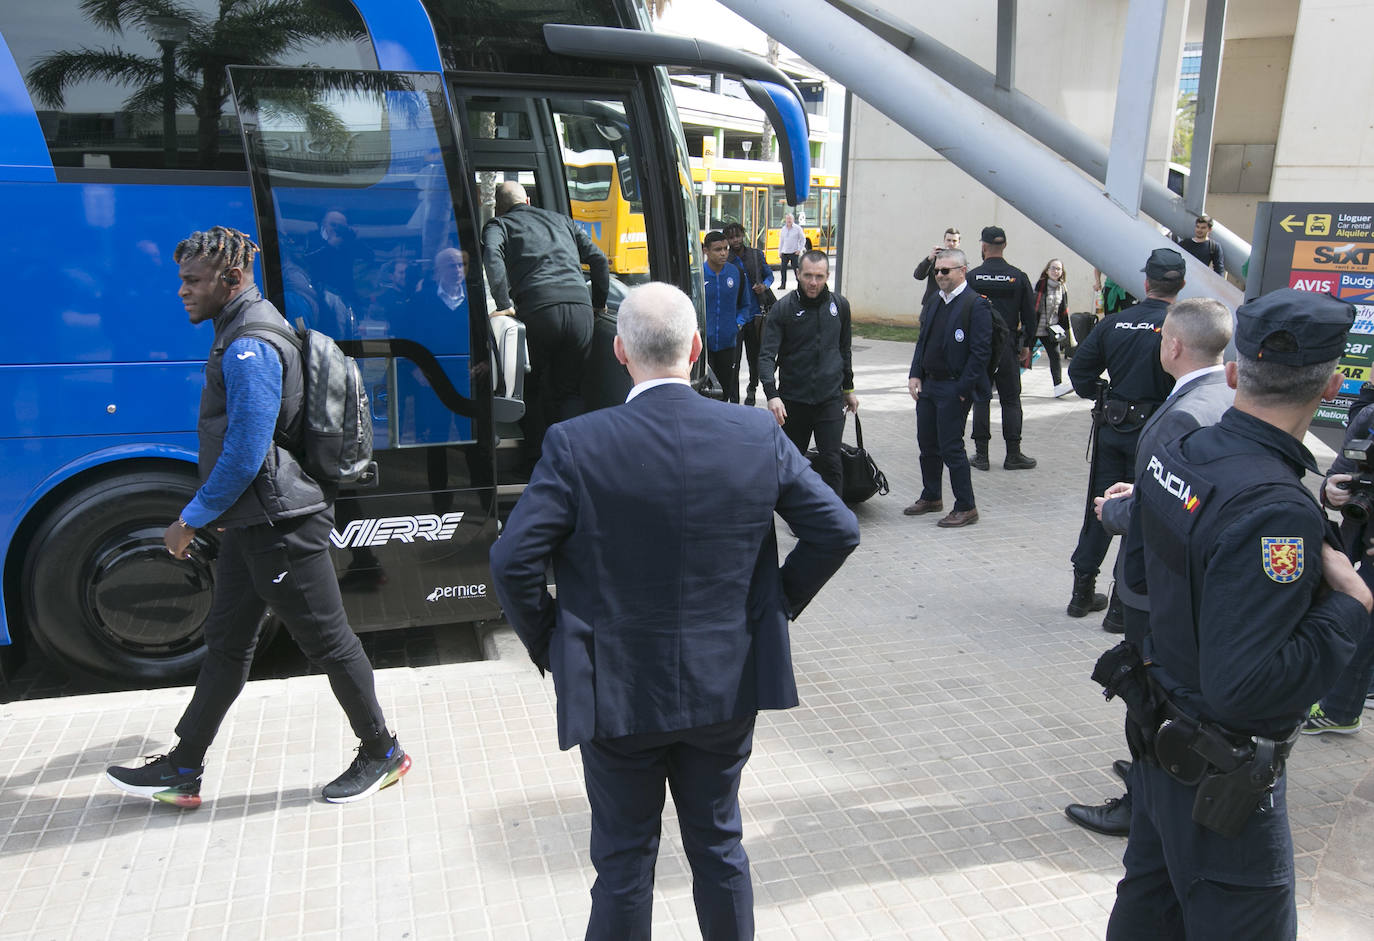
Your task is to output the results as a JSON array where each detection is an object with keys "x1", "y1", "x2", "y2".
[{"x1": 330, "y1": 513, "x2": 464, "y2": 548}]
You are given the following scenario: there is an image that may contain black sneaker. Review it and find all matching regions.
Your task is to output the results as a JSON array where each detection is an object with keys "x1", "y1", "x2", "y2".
[
  {"x1": 971, "y1": 450, "x2": 990, "y2": 471},
  {"x1": 322, "y1": 737, "x2": 411, "y2": 803},
  {"x1": 106, "y1": 754, "x2": 203, "y2": 809}
]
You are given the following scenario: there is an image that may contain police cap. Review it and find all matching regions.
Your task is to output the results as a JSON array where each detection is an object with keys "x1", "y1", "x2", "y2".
[
  {"x1": 1141, "y1": 248, "x2": 1186, "y2": 280},
  {"x1": 1234, "y1": 288, "x2": 1355, "y2": 365},
  {"x1": 979, "y1": 226, "x2": 1006, "y2": 245}
]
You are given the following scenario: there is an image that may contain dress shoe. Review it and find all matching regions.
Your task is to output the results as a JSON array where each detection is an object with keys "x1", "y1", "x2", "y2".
[
  {"x1": 970, "y1": 449, "x2": 990, "y2": 471},
  {"x1": 936, "y1": 508, "x2": 979, "y2": 528},
  {"x1": 1003, "y1": 450, "x2": 1037, "y2": 470},
  {"x1": 903, "y1": 498, "x2": 944, "y2": 516},
  {"x1": 1112, "y1": 759, "x2": 1132, "y2": 783},
  {"x1": 1065, "y1": 795, "x2": 1131, "y2": 836}
]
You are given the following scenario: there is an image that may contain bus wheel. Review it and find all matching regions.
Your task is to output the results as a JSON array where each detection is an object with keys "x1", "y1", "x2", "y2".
[{"x1": 21, "y1": 471, "x2": 215, "y2": 684}]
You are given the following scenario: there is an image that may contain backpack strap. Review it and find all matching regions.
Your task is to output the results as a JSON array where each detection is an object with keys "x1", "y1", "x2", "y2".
[{"x1": 221, "y1": 321, "x2": 305, "y2": 453}]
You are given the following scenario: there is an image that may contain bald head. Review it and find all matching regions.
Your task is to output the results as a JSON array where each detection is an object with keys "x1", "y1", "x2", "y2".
[
  {"x1": 616, "y1": 282, "x2": 699, "y2": 376},
  {"x1": 494, "y1": 181, "x2": 528, "y2": 215}
]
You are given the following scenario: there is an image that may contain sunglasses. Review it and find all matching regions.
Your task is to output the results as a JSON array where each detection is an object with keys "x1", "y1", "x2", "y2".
[{"x1": 934, "y1": 266, "x2": 965, "y2": 275}]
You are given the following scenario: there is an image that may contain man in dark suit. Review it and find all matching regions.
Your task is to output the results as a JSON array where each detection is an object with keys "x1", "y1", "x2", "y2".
[
  {"x1": 1064, "y1": 297, "x2": 1235, "y2": 836},
  {"x1": 488, "y1": 282, "x2": 859, "y2": 940},
  {"x1": 904, "y1": 248, "x2": 993, "y2": 528}
]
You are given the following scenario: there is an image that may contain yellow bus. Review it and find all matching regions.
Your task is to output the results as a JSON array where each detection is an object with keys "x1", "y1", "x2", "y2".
[
  {"x1": 565, "y1": 148, "x2": 650, "y2": 278},
  {"x1": 691, "y1": 158, "x2": 841, "y2": 266}
]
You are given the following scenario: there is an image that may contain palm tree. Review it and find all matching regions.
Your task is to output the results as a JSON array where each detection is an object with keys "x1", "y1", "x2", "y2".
[{"x1": 27, "y1": 0, "x2": 366, "y2": 164}]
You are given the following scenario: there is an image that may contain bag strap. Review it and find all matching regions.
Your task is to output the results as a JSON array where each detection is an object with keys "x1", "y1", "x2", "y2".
[
  {"x1": 852, "y1": 413, "x2": 863, "y2": 451},
  {"x1": 226, "y1": 320, "x2": 304, "y2": 353}
]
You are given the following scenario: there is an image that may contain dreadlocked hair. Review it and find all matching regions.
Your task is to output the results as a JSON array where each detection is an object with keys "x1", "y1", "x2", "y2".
[{"x1": 173, "y1": 226, "x2": 260, "y2": 275}]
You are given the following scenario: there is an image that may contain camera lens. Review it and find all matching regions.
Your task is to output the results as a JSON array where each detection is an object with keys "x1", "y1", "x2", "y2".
[{"x1": 1342, "y1": 491, "x2": 1374, "y2": 525}]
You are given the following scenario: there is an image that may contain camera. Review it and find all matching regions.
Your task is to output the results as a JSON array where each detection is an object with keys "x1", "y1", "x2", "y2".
[{"x1": 1338, "y1": 437, "x2": 1374, "y2": 524}]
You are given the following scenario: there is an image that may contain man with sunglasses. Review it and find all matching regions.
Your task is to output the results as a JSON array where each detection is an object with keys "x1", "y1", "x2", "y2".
[{"x1": 904, "y1": 248, "x2": 993, "y2": 528}]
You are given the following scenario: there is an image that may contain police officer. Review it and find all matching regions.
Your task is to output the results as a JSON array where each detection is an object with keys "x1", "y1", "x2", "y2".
[
  {"x1": 1106, "y1": 289, "x2": 1371, "y2": 941},
  {"x1": 1065, "y1": 249, "x2": 1181, "y2": 624},
  {"x1": 967, "y1": 226, "x2": 1037, "y2": 470}
]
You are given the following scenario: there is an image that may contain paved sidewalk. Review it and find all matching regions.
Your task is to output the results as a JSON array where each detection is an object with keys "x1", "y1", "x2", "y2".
[{"x1": 1, "y1": 338, "x2": 1370, "y2": 940}]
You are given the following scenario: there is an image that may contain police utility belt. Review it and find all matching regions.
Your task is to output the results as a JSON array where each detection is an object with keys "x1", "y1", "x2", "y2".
[
  {"x1": 1098, "y1": 398, "x2": 1155, "y2": 430},
  {"x1": 1092, "y1": 642, "x2": 1300, "y2": 839}
]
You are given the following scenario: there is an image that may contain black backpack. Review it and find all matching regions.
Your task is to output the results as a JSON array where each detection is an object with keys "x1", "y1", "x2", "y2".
[
  {"x1": 962, "y1": 300, "x2": 1009, "y2": 379},
  {"x1": 229, "y1": 320, "x2": 374, "y2": 484}
]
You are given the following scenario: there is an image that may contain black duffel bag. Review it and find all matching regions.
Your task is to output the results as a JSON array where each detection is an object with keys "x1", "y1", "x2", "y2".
[{"x1": 808, "y1": 414, "x2": 889, "y2": 505}]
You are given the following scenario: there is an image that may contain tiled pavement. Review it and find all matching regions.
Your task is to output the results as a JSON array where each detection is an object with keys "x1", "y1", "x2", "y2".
[{"x1": 1, "y1": 337, "x2": 1371, "y2": 940}]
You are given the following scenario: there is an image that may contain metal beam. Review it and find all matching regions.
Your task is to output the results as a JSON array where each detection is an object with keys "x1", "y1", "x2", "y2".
[
  {"x1": 817, "y1": 0, "x2": 1250, "y2": 280},
  {"x1": 1187, "y1": 0, "x2": 1227, "y2": 215},
  {"x1": 1105, "y1": 0, "x2": 1167, "y2": 217},
  {"x1": 715, "y1": 0, "x2": 1241, "y2": 307},
  {"x1": 996, "y1": 0, "x2": 1016, "y2": 92}
]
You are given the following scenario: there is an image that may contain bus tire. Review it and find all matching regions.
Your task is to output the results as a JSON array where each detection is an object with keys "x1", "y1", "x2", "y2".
[{"x1": 21, "y1": 470, "x2": 216, "y2": 684}]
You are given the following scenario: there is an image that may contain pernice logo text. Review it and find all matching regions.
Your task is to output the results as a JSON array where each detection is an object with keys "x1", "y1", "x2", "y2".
[
  {"x1": 427, "y1": 584, "x2": 487, "y2": 602},
  {"x1": 330, "y1": 512, "x2": 464, "y2": 548}
]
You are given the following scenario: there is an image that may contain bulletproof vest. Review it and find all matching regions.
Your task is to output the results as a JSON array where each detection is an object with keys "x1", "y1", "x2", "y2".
[
  {"x1": 198, "y1": 287, "x2": 327, "y2": 528},
  {"x1": 1099, "y1": 298, "x2": 1173, "y2": 406},
  {"x1": 967, "y1": 259, "x2": 1025, "y2": 329},
  {"x1": 1137, "y1": 427, "x2": 1317, "y2": 727}
]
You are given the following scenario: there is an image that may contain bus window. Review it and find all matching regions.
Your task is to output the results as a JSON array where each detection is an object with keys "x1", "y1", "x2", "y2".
[
  {"x1": 555, "y1": 99, "x2": 649, "y2": 279},
  {"x1": 10, "y1": 0, "x2": 375, "y2": 176},
  {"x1": 230, "y1": 68, "x2": 480, "y2": 449}
]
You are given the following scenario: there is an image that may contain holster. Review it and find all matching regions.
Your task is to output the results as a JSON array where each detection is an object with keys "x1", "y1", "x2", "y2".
[{"x1": 1152, "y1": 701, "x2": 1300, "y2": 838}]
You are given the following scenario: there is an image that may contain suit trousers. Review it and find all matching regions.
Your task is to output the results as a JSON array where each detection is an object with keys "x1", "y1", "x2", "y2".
[
  {"x1": 782, "y1": 398, "x2": 845, "y2": 498},
  {"x1": 916, "y1": 379, "x2": 976, "y2": 511},
  {"x1": 174, "y1": 510, "x2": 388, "y2": 755},
  {"x1": 522, "y1": 301, "x2": 594, "y2": 461},
  {"x1": 1070, "y1": 424, "x2": 1138, "y2": 577},
  {"x1": 1107, "y1": 761, "x2": 1295, "y2": 941},
  {"x1": 971, "y1": 339, "x2": 1024, "y2": 445},
  {"x1": 580, "y1": 717, "x2": 756, "y2": 941}
]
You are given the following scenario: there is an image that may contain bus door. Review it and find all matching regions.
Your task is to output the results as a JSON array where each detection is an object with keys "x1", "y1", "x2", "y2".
[
  {"x1": 742, "y1": 185, "x2": 770, "y2": 258},
  {"x1": 452, "y1": 88, "x2": 663, "y2": 489},
  {"x1": 227, "y1": 66, "x2": 502, "y2": 629}
]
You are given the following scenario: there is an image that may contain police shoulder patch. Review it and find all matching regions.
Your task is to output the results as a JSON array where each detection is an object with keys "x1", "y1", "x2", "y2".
[{"x1": 1261, "y1": 536, "x2": 1303, "y2": 583}]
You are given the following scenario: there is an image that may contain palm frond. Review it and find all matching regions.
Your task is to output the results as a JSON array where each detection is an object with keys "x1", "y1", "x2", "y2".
[{"x1": 27, "y1": 48, "x2": 161, "y2": 108}]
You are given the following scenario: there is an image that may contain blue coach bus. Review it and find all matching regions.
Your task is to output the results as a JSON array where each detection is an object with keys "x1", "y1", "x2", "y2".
[{"x1": 0, "y1": 0, "x2": 811, "y2": 685}]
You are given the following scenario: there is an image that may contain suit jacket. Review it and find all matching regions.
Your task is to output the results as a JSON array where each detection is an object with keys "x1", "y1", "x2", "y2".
[
  {"x1": 1101, "y1": 369, "x2": 1234, "y2": 609},
  {"x1": 908, "y1": 286, "x2": 994, "y2": 403},
  {"x1": 489, "y1": 382, "x2": 860, "y2": 749}
]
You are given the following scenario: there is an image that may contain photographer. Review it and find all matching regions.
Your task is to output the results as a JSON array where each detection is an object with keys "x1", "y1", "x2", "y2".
[{"x1": 1308, "y1": 382, "x2": 1374, "y2": 735}]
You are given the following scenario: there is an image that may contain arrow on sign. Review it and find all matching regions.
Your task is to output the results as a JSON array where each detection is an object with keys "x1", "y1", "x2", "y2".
[{"x1": 1279, "y1": 214, "x2": 1301, "y2": 232}]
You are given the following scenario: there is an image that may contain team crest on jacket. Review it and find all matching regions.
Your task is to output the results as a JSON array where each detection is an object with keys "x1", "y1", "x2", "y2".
[
  {"x1": 726, "y1": 276, "x2": 735, "y2": 287},
  {"x1": 830, "y1": 301, "x2": 838, "y2": 316},
  {"x1": 1261, "y1": 537, "x2": 1303, "y2": 583},
  {"x1": 954, "y1": 328, "x2": 965, "y2": 342}
]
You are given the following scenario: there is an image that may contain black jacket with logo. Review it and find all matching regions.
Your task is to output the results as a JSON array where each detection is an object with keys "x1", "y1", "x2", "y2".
[
  {"x1": 1068, "y1": 296, "x2": 1175, "y2": 406},
  {"x1": 758, "y1": 287, "x2": 854, "y2": 405},
  {"x1": 967, "y1": 256, "x2": 1036, "y2": 351}
]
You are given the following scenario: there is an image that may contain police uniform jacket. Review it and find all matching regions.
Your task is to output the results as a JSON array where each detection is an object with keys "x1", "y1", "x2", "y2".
[
  {"x1": 907, "y1": 285, "x2": 994, "y2": 403},
  {"x1": 758, "y1": 287, "x2": 854, "y2": 405},
  {"x1": 1138, "y1": 408, "x2": 1367, "y2": 738},
  {"x1": 1068, "y1": 296, "x2": 1175, "y2": 415},
  {"x1": 966, "y1": 257, "x2": 1035, "y2": 351}
]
